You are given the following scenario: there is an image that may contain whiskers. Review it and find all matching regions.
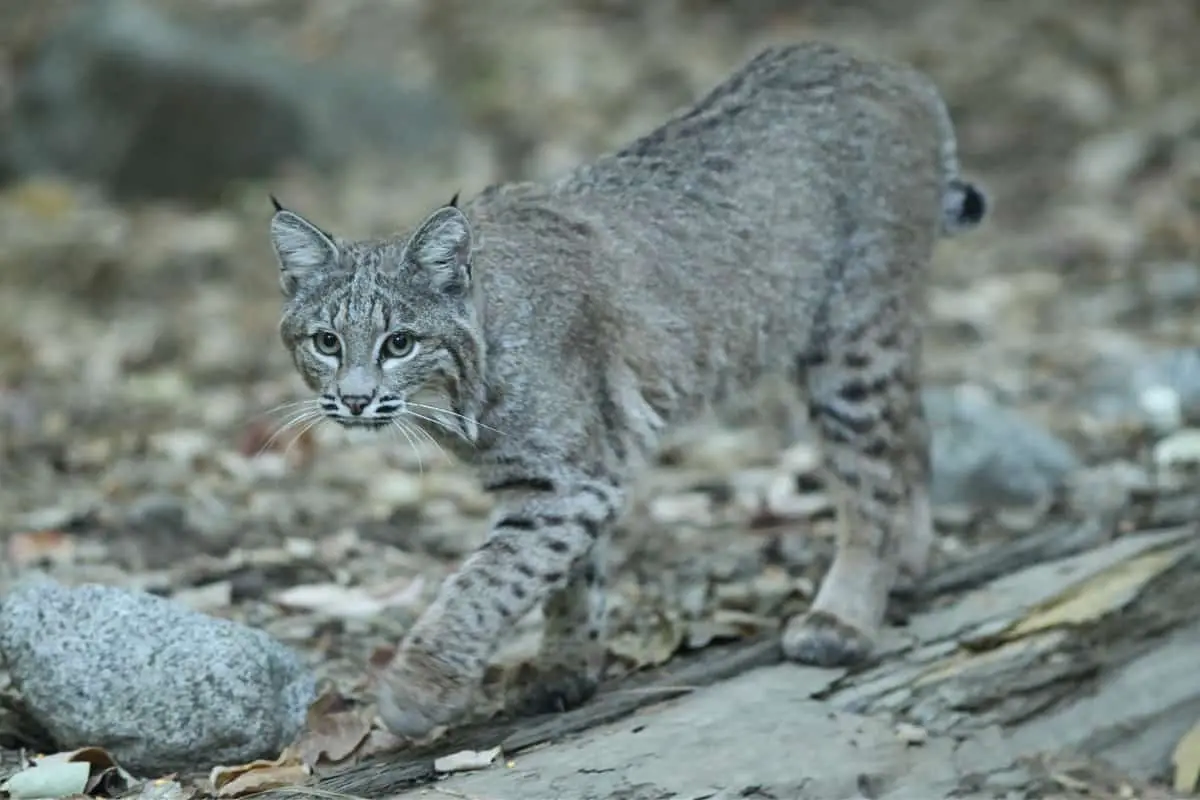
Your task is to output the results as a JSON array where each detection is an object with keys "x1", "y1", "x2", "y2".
[
  {"x1": 406, "y1": 401, "x2": 504, "y2": 440},
  {"x1": 384, "y1": 416, "x2": 439, "y2": 476},
  {"x1": 254, "y1": 397, "x2": 326, "y2": 462},
  {"x1": 247, "y1": 395, "x2": 504, "y2": 477}
]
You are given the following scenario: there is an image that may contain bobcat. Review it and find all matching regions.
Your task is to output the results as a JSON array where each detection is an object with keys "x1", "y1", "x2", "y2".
[{"x1": 268, "y1": 41, "x2": 985, "y2": 738}]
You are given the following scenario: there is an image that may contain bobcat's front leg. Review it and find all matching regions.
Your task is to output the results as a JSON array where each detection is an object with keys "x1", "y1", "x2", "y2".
[
  {"x1": 376, "y1": 471, "x2": 621, "y2": 739},
  {"x1": 509, "y1": 532, "x2": 610, "y2": 715}
]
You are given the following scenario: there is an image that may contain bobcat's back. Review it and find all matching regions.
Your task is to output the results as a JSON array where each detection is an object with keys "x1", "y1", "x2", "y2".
[{"x1": 461, "y1": 42, "x2": 983, "y2": 456}]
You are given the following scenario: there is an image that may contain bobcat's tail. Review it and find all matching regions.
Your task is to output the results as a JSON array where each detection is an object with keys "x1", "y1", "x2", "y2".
[
  {"x1": 941, "y1": 178, "x2": 987, "y2": 236},
  {"x1": 924, "y1": 77, "x2": 988, "y2": 237}
]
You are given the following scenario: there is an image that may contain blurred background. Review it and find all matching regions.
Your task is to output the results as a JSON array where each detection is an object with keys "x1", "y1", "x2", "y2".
[{"x1": 0, "y1": 0, "x2": 1199, "y2": 786}]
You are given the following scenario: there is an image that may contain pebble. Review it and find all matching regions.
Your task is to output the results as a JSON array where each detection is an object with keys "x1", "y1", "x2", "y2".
[
  {"x1": 1066, "y1": 461, "x2": 1153, "y2": 516},
  {"x1": 1087, "y1": 347, "x2": 1200, "y2": 432},
  {"x1": 1152, "y1": 428, "x2": 1200, "y2": 483},
  {"x1": 764, "y1": 472, "x2": 833, "y2": 519},
  {"x1": 924, "y1": 386, "x2": 1080, "y2": 509},
  {"x1": 648, "y1": 492, "x2": 714, "y2": 526},
  {"x1": 895, "y1": 721, "x2": 929, "y2": 746},
  {"x1": 368, "y1": 471, "x2": 424, "y2": 512},
  {"x1": 0, "y1": 578, "x2": 315, "y2": 775}
]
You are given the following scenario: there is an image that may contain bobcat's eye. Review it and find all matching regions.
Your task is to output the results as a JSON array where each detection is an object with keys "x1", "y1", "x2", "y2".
[
  {"x1": 383, "y1": 332, "x2": 416, "y2": 360},
  {"x1": 312, "y1": 331, "x2": 341, "y2": 357}
]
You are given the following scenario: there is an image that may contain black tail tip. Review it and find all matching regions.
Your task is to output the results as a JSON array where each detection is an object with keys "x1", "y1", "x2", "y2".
[{"x1": 958, "y1": 182, "x2": 986, "y2": 225}]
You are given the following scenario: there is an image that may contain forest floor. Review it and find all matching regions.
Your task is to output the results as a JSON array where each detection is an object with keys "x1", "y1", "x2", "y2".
[{"x1": 2, "y1": 1, "x2": 1200, "y2": 798}]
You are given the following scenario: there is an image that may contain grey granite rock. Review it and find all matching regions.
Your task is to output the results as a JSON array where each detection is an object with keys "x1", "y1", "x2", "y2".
[
  {"x1": 0, "y1": 578, "x2": 316, "y2": 775},
  {"x1": 0, "y1": 0, "x2": 463, "y2": 203},
  {"x1": 925, "y1": 386, "x2": 1080, "y2": 509}
]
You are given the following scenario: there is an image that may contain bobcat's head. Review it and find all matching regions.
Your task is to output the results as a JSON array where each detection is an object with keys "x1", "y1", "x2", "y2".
[{"x1": 267, "y1": 197, "x2": 485, "y2": 444}]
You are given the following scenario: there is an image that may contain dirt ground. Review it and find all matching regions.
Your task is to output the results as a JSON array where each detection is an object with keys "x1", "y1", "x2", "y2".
[{"x1": 2, "y1": 1, "x2": 1200, "y2": 798}]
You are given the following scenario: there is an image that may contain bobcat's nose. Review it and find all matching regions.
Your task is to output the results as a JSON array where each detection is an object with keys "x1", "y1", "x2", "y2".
[{"x1": 341, "y1": 394, "x2": 373, "y2": 416}]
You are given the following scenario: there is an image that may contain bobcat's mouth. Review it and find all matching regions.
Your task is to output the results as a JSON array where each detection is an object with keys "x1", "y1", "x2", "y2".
[{"x1": 331, "y1": 416, "x2": 390, "y2": 432}]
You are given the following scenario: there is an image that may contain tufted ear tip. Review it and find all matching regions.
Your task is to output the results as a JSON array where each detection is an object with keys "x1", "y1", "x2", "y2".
[
  {"x1": 269, "y1": 206, "x2": 340, "y2": 297},
  {"x1": 269, "y1": 194, "x2": 285, "y2": 213},
  {"x1": 406, "y1": 205, "x2": 472, "y2": 294}
]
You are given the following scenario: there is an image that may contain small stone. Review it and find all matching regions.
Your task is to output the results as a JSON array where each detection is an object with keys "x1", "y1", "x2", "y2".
[
  {"x1": 1138, "y1": 385, "x2": 1184, "y2": 433},
  {"x1": 1066, "y1": 461, "x2": 1152, "y2": 516},
  {"x1": 125, "y1": 492, "x2": 188, "y2": 533},
  {"x1": 1086, "y1": 348, "x2": 1200, "y2": 432},
  {"x1": 1153, "y1": 429, "x2": 1200, "y2": 477},
  {"x1": 778, "y1": 442, "x2": 821, "y2": 474},
  {"x1": 764, "y1": 472, "x2": 833, "y2": 519},
  {"x1": 0, "y1": 578, "x2": 316, "y2": 775},
  {"x1": 420, "y1": 472, "x2": 494, "y2": 517},
  {"x1": 680, "y1": 428, "x2": 771, "y2": 472},
  {"x1": 149, "y1": 429, "x2": 214, "y2": 467},
  {"x1": 648, "y1": 492, "x2": 713, "y2": 526},
  {"x1": 924, "y1": 386, "x2": 1080, "y2": 509},
  {"x1": 368, "y1": 472, "x2": 424, "y2": 513},
  {"x1": 895, "y1": 721, "x2": 928, "y2": 746}
]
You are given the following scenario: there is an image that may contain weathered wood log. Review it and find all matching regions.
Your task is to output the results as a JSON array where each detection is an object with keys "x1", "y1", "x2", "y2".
[{"x1": 263, "y1": 506, "x2": 1200, "y2": 799}]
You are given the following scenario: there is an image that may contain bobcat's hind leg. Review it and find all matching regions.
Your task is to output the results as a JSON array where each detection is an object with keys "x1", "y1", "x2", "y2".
[{"x1": 783, "y1": 315, "x2": 929, "y2": 667}]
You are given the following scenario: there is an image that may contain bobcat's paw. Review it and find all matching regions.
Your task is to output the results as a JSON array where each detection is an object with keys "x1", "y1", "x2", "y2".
[
  {"x1": 782, "y1": 609, "x2": 875, "y2": 668},
  {"x1": 375, "y1": 646, "x2": 477, "y2": 739},
  {"x1": 507, "y1": 654, "x2": 602, "y2": 717}
]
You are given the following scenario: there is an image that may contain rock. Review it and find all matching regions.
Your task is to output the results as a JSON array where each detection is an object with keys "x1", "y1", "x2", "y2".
[
  {"x1": 924, "y1": 386, "x2": 1080, "y2": 509},
  {"x1": 1066, "y1": 461, "x2": 1153, "y2": 517},
  {"x1": 368, "y1": 471, "x2": 424, "y2": 515},
  {"x1": 1113, "y1": 347, "x2": 1200, "y2": 429},
  {"x1": 763, "y1": 472, "x2": 834, "y2": 520},
  {"x1": 0, "y1": 578, "x2": 316, "y2": 775},
  {"x1": 0, "y1": 0, "x2": 463, "y2": 203},
  {"x1": 648, "y1": 492, "x2": 714, "y2": 526},
  {"x1": 1152, "y1": 429, "x2": 1200, "y2": 485},
  {"x1": 1087, "y1": 348, "x2": 1200, "y2": 433}
]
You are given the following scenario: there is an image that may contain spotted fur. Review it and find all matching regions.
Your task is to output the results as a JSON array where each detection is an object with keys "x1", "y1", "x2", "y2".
[{"x1": 268, "y1": 41, "x2": 985, "y2": 738}]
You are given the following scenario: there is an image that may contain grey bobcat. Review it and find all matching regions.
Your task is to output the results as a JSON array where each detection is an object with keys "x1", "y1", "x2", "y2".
[{"x1": 268, "y1": 41, "x2": 986, "y2": 738}]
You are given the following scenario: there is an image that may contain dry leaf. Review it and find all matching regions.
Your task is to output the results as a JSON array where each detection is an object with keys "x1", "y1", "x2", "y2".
[
  {"x1": 34, "y1": 746, "x2": 120, "y2": 770},
  {"x1": 132, "y1": 778, "x2": 195, "y2": 800},
  {"x1": 607, "y1": 610, "x2": 685, "y2": 669},
  {"x1": 171, "y1": 580, "x2": 234, "y2": 613},
  {"x1": 372, "y1": 575, "x2": 426, "y2": 609},
  {"x1": 433, "y1": 746, "x2": 502, "y2": 774},
  {"x1": 8, "y1": 178, "x2": 78, "y2": 220},
  {"x1": 1172, "y1": 718, "x2": 1200, "y2": 793},
  {"x1": 0, "y1": 760, "x2": 90, "y2": 799},
  {"x1": 355, "y1": 727, "x2": 407, "y2": 759},
  {"x1": 27, "y1": 746, "x2": 135, "y2": 796},
  {"x1": 285, "y1": 688, "x2": 374, "y2": 767},
  {"x1": 272, "y1": 583, "x2": 385, "y2": 618},
  {"x1": 237, "y1": 417, "x2": 317, "y2": 465},
  {"x1": 992, "y1": 544, "x2": 1190, "y2": 642},
  {"x1": 272, "y1": 577, "x2": 424, "y2": 620},
  {"x1": 368, "y1": 647, "x2": 397, "y2": 675},
  {"x1": 685, "y1": 610, "x2": 772, "y2": 650},
  {"x1": 209, "y1": 756, "x2": 311, "y2": 798},
  {"x1": 894, "y1": 722, "x2": 928, "y2": 747},
  {"x1": 6, "y1": 530, "x2": 76, "y2": 567}
]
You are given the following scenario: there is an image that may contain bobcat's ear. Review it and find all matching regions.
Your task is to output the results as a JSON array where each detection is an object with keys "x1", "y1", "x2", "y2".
[
  {"x1": 405, "y1": 205, "x2": 472, "y2": 296},
  {"x1": 269, "y1": 200, "x2": 340, "y2": 297}
]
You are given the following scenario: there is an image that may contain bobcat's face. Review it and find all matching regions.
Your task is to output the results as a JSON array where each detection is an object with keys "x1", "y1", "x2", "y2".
[{"x1": 269, "y1": 202, "x2": 484, "y2": 443}]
